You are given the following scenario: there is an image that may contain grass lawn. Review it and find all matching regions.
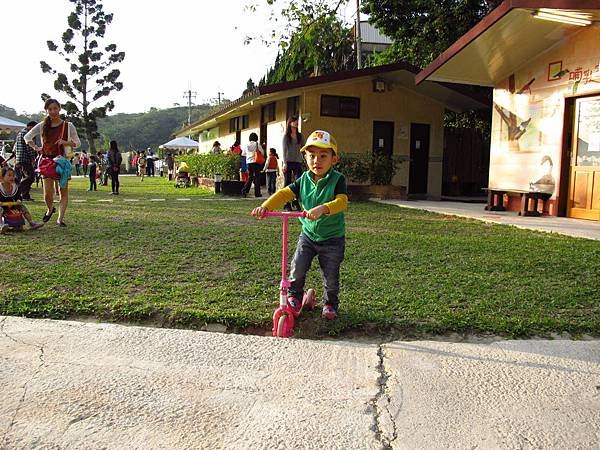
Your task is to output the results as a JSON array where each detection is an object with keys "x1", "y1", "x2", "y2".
[{"x1": 1, "y1": 175, "x2": 599, "y2": 338}]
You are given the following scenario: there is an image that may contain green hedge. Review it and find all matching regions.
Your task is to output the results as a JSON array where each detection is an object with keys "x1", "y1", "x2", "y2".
[
  {"x1": 337, "y1": 152, "x2": 403, "y2": 185},
  {"x1": 176, "y1": 153, "x2": 240, "y2": 180}
]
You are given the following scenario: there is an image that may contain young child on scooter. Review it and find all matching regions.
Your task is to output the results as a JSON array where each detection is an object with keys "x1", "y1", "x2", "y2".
[{"x1": 251, "y1": 130, "x2": 347, "y2": 320}]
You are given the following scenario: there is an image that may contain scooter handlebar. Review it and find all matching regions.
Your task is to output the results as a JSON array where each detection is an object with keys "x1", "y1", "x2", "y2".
[{"x1": 263, "y1": 211, "x2": 306, "y2": 218}]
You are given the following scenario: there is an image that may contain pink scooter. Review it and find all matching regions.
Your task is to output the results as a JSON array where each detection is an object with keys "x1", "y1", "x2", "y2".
[{"x1": 264, "y1": 211, "x2": 315, "y2": 338}]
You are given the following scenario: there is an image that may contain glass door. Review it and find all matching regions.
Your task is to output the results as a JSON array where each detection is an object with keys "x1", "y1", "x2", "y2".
[{"x1": 568, "y1": 96, "x2": 600, "y2": 221}]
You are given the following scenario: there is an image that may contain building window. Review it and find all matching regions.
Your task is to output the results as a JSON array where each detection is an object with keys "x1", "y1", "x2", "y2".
[
  {"x1": 241, "y1": 114, "x2": 249, "y2": 129},
  {"x1": 261, "y1": 102, "x2": 276, "y2": 124},
  {"x1": 287, "y1": 96, "x2": 300, "y2": 118},
  {"x1": 229, "y1": 117, "x2": 240, "y2": 133},
  {"x1": 320, "y1": 95, "x2": 360, "y2": 119}
]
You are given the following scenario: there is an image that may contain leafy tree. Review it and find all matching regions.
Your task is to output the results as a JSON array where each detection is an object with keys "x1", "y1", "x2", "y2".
[
  {"x1": 243, "y1": 78, "x2": 256, "y2": 95},
  {"x1": 40, "y1": 0, "x2": 125, "y2": 153},
  {"x1": 363, "y1": 0, "x2": 503, "y2": 68},
  {"x1": 249, "y1": 0, "x2": 354, "y2": 84}
]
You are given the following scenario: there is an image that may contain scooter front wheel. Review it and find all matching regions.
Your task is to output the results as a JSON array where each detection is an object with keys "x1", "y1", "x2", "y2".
[
  {"x1": 276, "y1": 315, "x2": 287, "y2": 337},
  {"x1": 274, "y1": 312, "x2": 294, "y2": 338}
]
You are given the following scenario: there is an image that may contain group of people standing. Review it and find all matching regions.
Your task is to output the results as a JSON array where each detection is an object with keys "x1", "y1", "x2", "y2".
[
  {"x1": 71, "y1": 152, "x2": 90, "y2": 176},
  {"x1": 131, "y1": 149, "x2": 159, "y2": 180},
  {"x1": 239, "y1": 115, "x2": 305, "y2": 211},
  {"x1": 0, "y1": 98, "x2": 128, "y2": 233}
]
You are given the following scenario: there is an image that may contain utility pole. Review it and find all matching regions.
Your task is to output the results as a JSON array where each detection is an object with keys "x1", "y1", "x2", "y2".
[
  {"x1": 183, "y1": 86, "x2": 197, "y2": 126},
  {"x1": 217, "y1": 91, "x2": 224, "y2": 105},
  {"x1": 355, "y1": 0, "x2": 363, "y2": 69}
]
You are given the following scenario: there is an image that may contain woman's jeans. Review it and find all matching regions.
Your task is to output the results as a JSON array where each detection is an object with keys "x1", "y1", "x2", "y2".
[
  {"x1": 266, "y1": 171, "x2": 277, "y2": 194},
  {"x1": 110, "y1": 169, "x2": 120, "y2": 193},
  {"x1": 289, "y1": 233, "x2": 345, "y2": 310},
  {"x1": 242, "y1": 163, "x2": 262, "y2": 196},
  {"x1": 284, "y1": 161, "x2": 303, "y2": 208}
]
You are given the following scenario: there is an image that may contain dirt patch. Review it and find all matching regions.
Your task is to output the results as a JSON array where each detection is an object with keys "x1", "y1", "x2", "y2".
[{"x1": 53, "y1": 313, "x2": 599, "y2": 344}]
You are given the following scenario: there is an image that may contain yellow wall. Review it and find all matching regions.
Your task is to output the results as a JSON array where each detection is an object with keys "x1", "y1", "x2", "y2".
[
  {"x1": 489, "y1": 25, "x2": 600, "y2": 198},
  {"x1": 194, "y1": 78, "x2": 447, "y2": 197},
  {"x1": 301, "y1": 78, "x2": 446, "y2": 197}
]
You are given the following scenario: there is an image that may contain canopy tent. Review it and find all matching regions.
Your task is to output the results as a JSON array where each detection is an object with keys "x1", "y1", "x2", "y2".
[
  {"x1": 159, "y1": 136, "x2": 199, "y2": 150},
  {"x1": 0, "y1": 116, "x2": 26, "y2": 133}
]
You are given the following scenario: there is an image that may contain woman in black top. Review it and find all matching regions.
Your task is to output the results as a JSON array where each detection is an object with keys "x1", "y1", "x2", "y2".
[{"x1": 107, "y1": 141, "x2": 123, "y2": 195}]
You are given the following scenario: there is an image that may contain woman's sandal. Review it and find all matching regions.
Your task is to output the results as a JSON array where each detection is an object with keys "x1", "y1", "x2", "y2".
[
  {"x1": 42, "y1": 207, "x2": 56, "y2": 223},
  {"x1": 57, "y1": 221, "x2": 67, "y2": 227}
]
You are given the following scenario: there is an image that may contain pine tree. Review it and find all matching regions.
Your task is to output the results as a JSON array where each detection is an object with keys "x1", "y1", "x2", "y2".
[{"x1": 40, "y1": 0, "x2": 125, "y2": 153}]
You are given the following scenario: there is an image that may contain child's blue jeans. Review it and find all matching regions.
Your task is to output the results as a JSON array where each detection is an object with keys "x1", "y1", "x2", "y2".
[{"x1": 289, "y1": 233, "x2": 345, "y2": 310}]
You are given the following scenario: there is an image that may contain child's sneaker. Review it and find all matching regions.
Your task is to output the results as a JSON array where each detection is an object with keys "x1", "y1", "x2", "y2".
[
  {"x1": 321, "y1": 305, "x2": 337, "y2": 320},
  {"x1": 288, "y1": 297, "x2": 302, "y2": 317}
]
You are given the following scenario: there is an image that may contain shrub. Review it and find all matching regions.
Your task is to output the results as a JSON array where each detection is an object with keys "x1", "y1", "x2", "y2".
[
  {"x1": 336, "y1": 153, "x2": 371, "y2": 184},
  {"x1": 176, "y1": 153, "x2": 240, "y2": 180},
  {"x1": 337, "y1": 152, "x2": 402, "y2": 185}
]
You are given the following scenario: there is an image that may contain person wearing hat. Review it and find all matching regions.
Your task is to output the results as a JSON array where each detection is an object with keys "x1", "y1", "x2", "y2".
[{"x1": 251, "y1": 130, "x2": 348, "y2": 320}]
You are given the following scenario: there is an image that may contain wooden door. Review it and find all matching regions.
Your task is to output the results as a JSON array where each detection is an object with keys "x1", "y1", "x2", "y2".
[
  {"x1": 409, "y1": 123, "x2": 430, "y2": 195},
  {"x1": 372, "y1": 121, "x2": 394, "y2": 158},
  {"x1": 568, "y1": 96, "x2": 600, "y2": 221}
]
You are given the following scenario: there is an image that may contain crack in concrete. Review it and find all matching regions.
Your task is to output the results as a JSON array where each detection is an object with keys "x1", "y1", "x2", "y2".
[
  {"x1": 0, "y1": 318, "x2": 63, "y2": 447},
  {"x1": 1, "y1": 343, "x2": 45, "y2": 447},
  {"x1": 370, "y1": 344, "x2": 399, "y2": 450}
]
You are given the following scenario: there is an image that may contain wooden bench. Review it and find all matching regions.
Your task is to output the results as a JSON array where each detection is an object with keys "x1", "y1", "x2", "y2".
[
  {"x1": 483, "y1": 188, "x2": 552, "y2": 217},
  {"x1": 483, "y1": 188, "x2": 506, "y2": 211}
]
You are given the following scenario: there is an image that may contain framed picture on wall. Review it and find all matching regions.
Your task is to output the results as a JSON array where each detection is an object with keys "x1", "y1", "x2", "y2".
[{"x1": 548, "y1": 61, "x2": 563, "y2": 81}]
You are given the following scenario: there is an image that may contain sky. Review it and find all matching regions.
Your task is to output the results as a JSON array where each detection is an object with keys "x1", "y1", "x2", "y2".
[{"x1": 1, "y1": 0, "x2": 359, "y2": 116}]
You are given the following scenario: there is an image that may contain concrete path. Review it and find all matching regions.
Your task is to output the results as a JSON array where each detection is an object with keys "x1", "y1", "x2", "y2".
[
  {"x1": 374, "y1": 199, "x2": 600, "y2": 241},
  {"x1": 1, "y1": 316, "x2": 599, "y2": 449}
]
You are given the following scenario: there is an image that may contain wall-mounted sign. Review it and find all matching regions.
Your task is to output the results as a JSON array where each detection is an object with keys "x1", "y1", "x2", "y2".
[{"x1": 548, "y1": 61, "x2": 563, "y2": 81}]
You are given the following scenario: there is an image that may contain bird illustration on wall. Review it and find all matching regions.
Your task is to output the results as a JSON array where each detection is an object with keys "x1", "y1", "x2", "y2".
[
  {"x1": 495, "y1": 75, "x2": 535, "y2": 152},
  {"x1": 529, "y1": 155, "x2": 556, "y2": 194}
]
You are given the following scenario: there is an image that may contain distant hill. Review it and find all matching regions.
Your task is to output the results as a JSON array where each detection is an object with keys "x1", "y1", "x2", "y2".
[
  {"x1": 0, "y1": 105, "x2": 44, "y2": 126},
  {"x1": 0, "y1": 103, "x2": 212, "y2": 151},
  {"x1": 96, "y1": 105, "x2": 212, "y2": 151}
]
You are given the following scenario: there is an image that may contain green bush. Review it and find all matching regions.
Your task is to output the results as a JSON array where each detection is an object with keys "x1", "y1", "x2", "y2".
[
  {"x1": 337, "y1": 152, "x2": 402, "y2": 185},
  {"x1": 371, "y1": 154, "x2": 403, "y2": 185},
  {"x1": 176, "y1": 153, "x2": 240, "y2": 180},
  {"x1": 336, "y1": 153, "x2": 371, "y2": 183}
]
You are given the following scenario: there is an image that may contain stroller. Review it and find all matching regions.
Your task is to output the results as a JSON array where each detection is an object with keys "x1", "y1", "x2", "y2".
[
  {"x1": 174, "y1": 162, "x2": 191, "y2": 188},
  {"x1": 175, "y1": 171, "x2": 191, "y2": 188}
]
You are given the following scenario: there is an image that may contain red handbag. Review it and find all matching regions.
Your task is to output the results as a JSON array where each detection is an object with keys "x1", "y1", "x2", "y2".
[
  {"x1": 37, "y1": 158, "x2": 59, "y2": 179},
  {"x1": 254, "y1": 144, "x2": 265, "y2": 165}
]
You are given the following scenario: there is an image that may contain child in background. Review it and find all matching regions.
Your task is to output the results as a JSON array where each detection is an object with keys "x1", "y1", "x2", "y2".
[
  {"x1": 138, "y1": 151, "x2": 147, "y2": 181},
  {"x1": 251, "y1": 130, "x2": 348, "y2": 320},
  {"x1": 263, "y1": 148, "x2": 280, "y2": 195},
  {"x1": 88, "y1": 155, "x2": 98, "y2": 191},
  {"x1": 0, "y1": 167, "x2": 43, "y2": 234}
]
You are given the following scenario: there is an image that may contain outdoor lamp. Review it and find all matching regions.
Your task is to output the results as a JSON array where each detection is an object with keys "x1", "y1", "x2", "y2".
[{"x1": 533, "y1": 10, "x2": 592, "y2": 26}]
